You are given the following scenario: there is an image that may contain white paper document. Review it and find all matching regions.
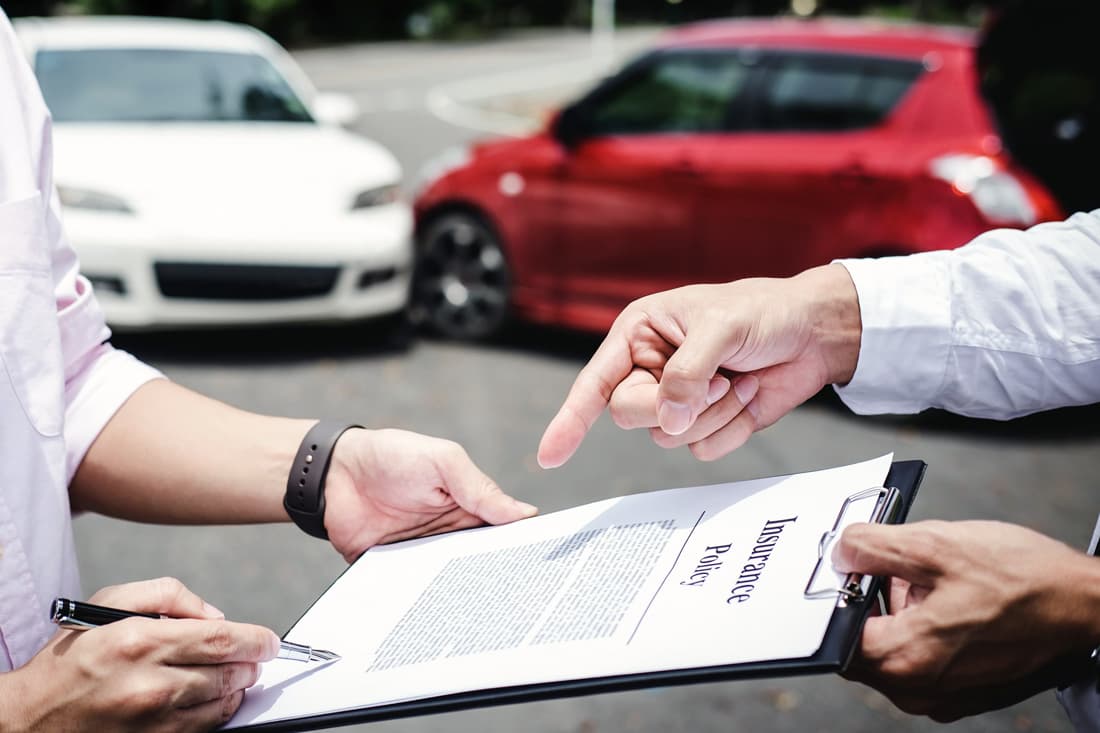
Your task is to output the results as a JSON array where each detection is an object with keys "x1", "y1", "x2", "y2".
[{"x1": 228, "y1": 455, "x2": 894, "y2": 729}]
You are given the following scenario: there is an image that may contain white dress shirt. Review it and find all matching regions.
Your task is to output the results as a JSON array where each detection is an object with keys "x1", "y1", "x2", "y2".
[
  {"x1": 838, "y1": 210, "x2": 1100, "y2": 419},
  {"x1": 0, "y1": 9, "x2": 161, "y2": 672},
  {"x1": 837, "y1": 210, "x2": 1100, "y2": 731}
]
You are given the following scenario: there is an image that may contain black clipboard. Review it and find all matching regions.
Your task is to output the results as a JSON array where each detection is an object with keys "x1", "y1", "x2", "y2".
[{"x1": 238, "y1": 460, "x2": 925, "y2": 732}]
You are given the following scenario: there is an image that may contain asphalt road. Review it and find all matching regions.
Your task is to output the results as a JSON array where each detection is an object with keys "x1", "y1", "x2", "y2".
[{"x1": 74, "y1": 32, "x2": 1099, "y2": 733}]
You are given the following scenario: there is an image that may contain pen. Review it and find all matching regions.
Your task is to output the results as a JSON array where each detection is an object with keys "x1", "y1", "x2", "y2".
[{"x1": 50, "y1": 598, "x2": 340, "y2": 663}]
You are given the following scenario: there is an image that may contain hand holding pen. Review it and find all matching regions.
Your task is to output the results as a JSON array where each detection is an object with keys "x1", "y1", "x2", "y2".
[
  {"x1": 3, "y1": 578, "x2": 286, "y2": 731},
  {"x1": 52, "y1": 599, "x2": 340, "y2": 663}
]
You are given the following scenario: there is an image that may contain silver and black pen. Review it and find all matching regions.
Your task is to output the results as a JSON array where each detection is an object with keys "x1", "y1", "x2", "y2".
[{"x1": 50, "y1": 598, "x2": 340, "y2": 663}]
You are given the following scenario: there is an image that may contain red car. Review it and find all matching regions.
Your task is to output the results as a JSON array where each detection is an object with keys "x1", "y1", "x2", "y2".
[{"x1": 412, "y1": 18, "x2": 1063, "y2": 339}]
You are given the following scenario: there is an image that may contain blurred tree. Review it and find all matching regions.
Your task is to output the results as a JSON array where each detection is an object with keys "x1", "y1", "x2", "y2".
[
  {"x1": 34, "y1": 0, "x2": 984, "y2": 41},
  {"x1": 2, "y1": 0, "x2": 1007, "y2": 41},
  {"x1": 4, "y1": 0, "x2": 61, "y2": 14}
]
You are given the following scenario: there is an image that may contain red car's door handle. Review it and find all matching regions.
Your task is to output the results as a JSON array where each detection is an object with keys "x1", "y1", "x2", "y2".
[
  {"x1": 837, "y1": 161, "x2": 875, "y2": 181},
  {"x1": 667, "y1": 159, "x2": 701, "y2": 177}
]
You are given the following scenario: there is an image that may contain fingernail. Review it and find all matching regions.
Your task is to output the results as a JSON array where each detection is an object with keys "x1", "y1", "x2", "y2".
[
  {"x1": 830, "y1": 542, "x2": 851, "y2": 572},
  {"x1": 657, "y1": 400, "x2": 692, "y2": 435},
  {"x1": 733, "y1": 375, "x2": 759, "y2": 405},
  {"x1": 203, "y1": 601, "x2": 225, "y2": 619},
  {"x1": 515, "y1": 500, "x2": 538, "y2": 516},
  {"x1": 536, "y1": 451, "x2": 559, "y2": 470},
  {"x1": 706, "y1": 376, "x2": 731, "y2": 406},
  {"x1": 268, "y1": 633, "x2": 282, "y2": 659}
]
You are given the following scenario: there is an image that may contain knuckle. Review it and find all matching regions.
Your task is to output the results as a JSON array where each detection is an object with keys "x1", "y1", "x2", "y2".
[
  {"x1": 441, "y1": 440, "x2": 468, "y2": 465},
  {"x1": 244, "y1": 662, "x2": 261, "y2": 688},
  {"x1": 218, "y1": 664, "x2": 235, "y2": 698},
  {"x1": 88, "y1": 582, "x2": 125, "y2": 604},
  {"x1": 689, "y1": 440, "x2": 717, "y2": 462},
  {"x1": 838, "y1": 525, "x2": 873, "y2": 562},
  {"x1": 608, "y1": 394, "x2": 635, "y2": 428},
  {"x1": 153, "y1": 576, "x2": 189, "y2": 606},
  {"x1": 580, "y1": 370, "x2": 618, "y2": 408},
  {"x1": 116, "y1": 625, "x2": 156, "y2": 661},
  {"x1": 649, "y1": 427, "x2": 676, "y2": 448},
  {"x1": 474, "y1": 476, "x2": 503, "y2": 505},
  {"x1": 126, "y1": 678, "x2": 174, "y2": 713},
  {"x1": 204, "y1": 624, "x2": 237, "y2": 661},
  {"x1": 608, "y1": 405, "x2": 631, "y2": 429},
  {"x1": 881, "y1": 645, "x2": 938, "y2": 686},
  {"x1": 663, "y1": 359, "x2": 702, "y2": 386},
  {"x1": 221, "y1": 690, "x2": 244, "y2": 722},
  {"x1": 907, "y1": 526, "x2": 948, "y2": 570}
]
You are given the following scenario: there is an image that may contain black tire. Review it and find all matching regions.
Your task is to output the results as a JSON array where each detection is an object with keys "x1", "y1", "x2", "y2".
[
  {"x1": 370, "y1": 310, "x2": 415, "y2": 351},
  {"x1": 412, "y1": 212, "x2": 511, "y2": 340}
]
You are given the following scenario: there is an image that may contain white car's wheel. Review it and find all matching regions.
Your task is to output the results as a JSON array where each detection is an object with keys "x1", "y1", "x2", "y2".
[{"x1": 413, "y1": 212, "x2": 511, "y2": 340}]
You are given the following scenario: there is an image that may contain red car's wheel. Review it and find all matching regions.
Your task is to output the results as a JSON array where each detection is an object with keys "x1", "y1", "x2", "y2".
[{"x1": 412, "y1": 212, "x2": 512, "y2": 340}]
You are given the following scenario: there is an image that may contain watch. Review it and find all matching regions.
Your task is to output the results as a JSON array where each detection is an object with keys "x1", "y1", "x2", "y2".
[{"x1": 283, "y1": 420, "x2": 362, "y2": 540}]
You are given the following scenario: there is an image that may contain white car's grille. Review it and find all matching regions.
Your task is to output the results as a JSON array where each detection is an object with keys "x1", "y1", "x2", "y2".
[{"x1": 154, "y1": 262, "x2": 340, "y2": 301}]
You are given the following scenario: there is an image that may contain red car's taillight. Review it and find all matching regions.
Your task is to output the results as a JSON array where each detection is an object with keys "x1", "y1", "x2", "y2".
[{"x1": 929, "y1": 154, "x2": 1042, "y2": 227}]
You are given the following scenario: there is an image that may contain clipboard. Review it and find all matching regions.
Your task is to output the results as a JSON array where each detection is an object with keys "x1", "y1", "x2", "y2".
[{"x1": 239, "y1": 459, "x2": 925, "y2": 732}]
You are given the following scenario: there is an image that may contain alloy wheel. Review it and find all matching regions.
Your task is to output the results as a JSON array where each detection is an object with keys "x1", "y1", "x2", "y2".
[{"x1": 413, "y1": 212, "x2": 511, "y2": 340}]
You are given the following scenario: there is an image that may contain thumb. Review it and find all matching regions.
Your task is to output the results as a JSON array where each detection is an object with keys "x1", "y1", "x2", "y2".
[
  {"x1": 88, "y1": 577, "x2": 224, "y2": 620},
  {"x1": 444, "y1": 447, "x2": 537, "y2": 525},
  {"x1": 657, "y1": 323, "x2": 734, "y2": 436},
  {"x1": 832, "y1": 523, "x2": 942, "y2": 588}
]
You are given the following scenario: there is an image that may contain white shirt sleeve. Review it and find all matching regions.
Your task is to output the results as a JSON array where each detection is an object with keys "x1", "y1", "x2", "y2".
[
  {"x1": 0, "y1": 10, "x2": 163, "y2": 484},
  {"x1": 835, "y1": 210, "x2": 1100, "y2": 419}
]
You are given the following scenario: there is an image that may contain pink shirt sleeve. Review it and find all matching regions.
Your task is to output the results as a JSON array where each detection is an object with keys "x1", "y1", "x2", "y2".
[
  {"x1": 51, "y1": 195, "x2": 163, "y2": 485},
  {"x1": 11, "y1": 29, "x2": 165, "y2": 484}
]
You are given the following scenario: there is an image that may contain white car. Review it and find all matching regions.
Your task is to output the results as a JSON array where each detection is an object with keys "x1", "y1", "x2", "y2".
[{"x1": 14, "y1": 16, "x2": 412, "y2": 329}]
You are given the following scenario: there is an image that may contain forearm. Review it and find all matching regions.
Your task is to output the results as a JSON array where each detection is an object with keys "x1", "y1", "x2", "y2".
[{"x1": 70, "y1": 379, "x2": 312, "y2": 524}]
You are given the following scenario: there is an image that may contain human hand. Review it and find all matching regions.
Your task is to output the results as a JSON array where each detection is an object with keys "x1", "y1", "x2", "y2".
[
  {"x1": 538, "y1": 264, "x2": 862, "y2": 467},
  {"x1": 322, "y1": 428, "x2": 537, "y2": 561},
  {"x1": 3, "y1": 578, "x2": 279, "y2": 732},
  {"x1": 834, "y1": 520, "x2": 1100, "y2": 721}
]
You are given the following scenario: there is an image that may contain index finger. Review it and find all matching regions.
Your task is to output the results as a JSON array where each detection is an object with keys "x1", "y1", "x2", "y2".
[
  {"x1": 537, "y1": 331, "x2": 634, "y2": 469},
  {"x1": 150, "y1": 619, "x2": 281, "y2": 665}
]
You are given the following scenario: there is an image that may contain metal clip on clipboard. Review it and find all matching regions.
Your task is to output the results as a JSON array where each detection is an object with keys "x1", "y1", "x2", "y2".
[{"x1": 803, "y1": 485, "x2": 902, "y2": 605}]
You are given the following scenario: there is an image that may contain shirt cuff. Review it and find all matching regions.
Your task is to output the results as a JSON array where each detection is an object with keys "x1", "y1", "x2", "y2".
[
  {"x1": 832, "y1": 254, "x2": 954, "y2": 415},
  {"x1": 63, "y1": 343, "x2": 163, "y2": 485}
]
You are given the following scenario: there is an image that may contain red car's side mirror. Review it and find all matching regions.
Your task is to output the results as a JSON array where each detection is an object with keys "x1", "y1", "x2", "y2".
[{"x1": 553, "y1": 104, "x2": 587, "y2": 150}]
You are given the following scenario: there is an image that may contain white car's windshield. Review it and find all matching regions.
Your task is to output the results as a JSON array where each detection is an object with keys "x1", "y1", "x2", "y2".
[{"x1": 34, "y1": 48, "x2": 314, "y2": 123}]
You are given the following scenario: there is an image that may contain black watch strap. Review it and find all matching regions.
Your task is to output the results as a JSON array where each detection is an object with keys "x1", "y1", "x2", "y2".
[{"x1": 284, "y1": 421, "x2": 363, "y2": 540}]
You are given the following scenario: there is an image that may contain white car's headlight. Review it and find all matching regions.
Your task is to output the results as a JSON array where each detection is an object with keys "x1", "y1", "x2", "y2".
[
  {"x1": 351, "y1": 184, "x2": 402, "y2": 210},
  {"x1": 58, "y1": 186, "x2": 134, "y2": 214}
]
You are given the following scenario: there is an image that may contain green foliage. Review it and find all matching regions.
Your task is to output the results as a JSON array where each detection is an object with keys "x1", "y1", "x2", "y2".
[{"x1": 25, "y1": 0, "x2": 982, "y2": 44}]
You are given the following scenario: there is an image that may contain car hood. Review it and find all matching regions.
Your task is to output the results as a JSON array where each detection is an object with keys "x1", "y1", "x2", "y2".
[{"x1": 52, "y1": 123, "x2": 402, "y2": 221}]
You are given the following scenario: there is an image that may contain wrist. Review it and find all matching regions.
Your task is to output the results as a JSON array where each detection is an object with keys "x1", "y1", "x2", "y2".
[
  {"x1": 283, "y1": 421, "x2": 364, "y2": 539},
  {"x1": 795, "y1": 264, "x2": 862, "y2": 385},
  {"x1": 0, "y1": 665, "x2": 42, "y2": 733},
  {"x1": 1058, "y1": 553, "x2": 1100, "y2": 651}
]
